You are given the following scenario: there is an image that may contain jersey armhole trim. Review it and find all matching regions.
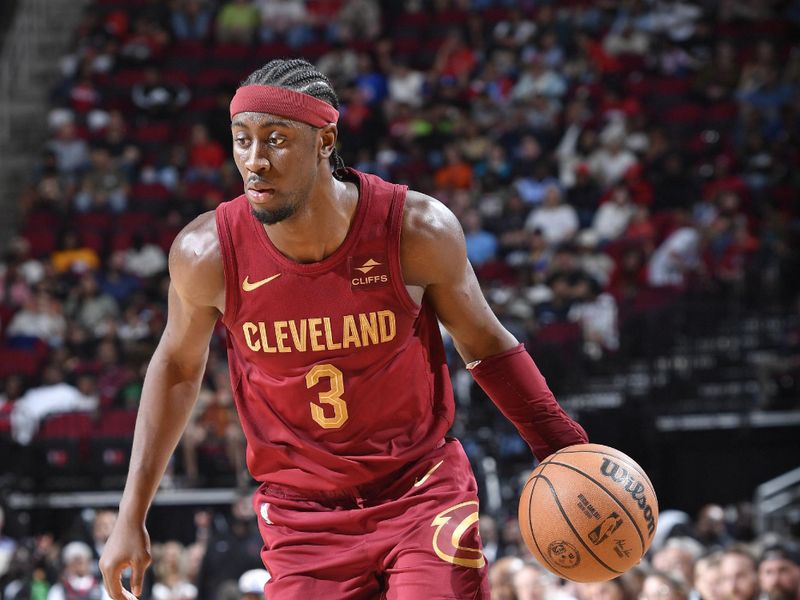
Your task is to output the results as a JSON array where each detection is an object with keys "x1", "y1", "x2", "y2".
[
  {"x1": 387, "y1": 185, "x2": 421, "y2": 316},
  {"x1": 215, "y1": 203, "x2": 239, "y2": 327}
]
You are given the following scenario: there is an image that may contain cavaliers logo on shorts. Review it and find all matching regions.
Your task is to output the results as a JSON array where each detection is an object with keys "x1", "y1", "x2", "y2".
[{"x1": 430, "y1": 501, "x2": 486, "y2": 569}]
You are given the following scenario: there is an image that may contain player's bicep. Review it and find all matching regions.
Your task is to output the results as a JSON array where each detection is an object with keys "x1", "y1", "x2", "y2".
[
  {"x1": 426, "y1": 242, "x2": 517, "y2": 363},
  {"x1": 158, "y1": 282, "x2": 218, "y2": 371},
  {"x1": 156, "y1": 222, "x2": 222, "y2": 375}
]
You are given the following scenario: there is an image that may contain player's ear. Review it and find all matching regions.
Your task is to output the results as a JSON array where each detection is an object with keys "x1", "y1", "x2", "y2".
[{"x1": 318, "y1": 123, "x2": 337, "y2": 160}]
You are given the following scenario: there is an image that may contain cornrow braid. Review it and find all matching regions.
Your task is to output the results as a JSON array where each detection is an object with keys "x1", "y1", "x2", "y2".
[{"x1": 241, "y1": 59, "x2": 348, "y2": 180}]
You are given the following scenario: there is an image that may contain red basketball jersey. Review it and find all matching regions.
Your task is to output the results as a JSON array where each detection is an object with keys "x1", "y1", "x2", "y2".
[{"x1": 215, "y1": 169, "x2": 455, "y2": 491}]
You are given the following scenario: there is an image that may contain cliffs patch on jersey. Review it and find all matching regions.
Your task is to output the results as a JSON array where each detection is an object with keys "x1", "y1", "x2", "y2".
[
  {"x1": 242, "y1": 310, "x2": 397, "y2": 353},
  {"x1": 349, "y1": 255, "x2": 390, "y2": 290}
]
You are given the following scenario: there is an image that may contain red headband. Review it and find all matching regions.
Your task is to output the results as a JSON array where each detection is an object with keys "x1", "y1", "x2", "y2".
[{"x1": 230, "y1": 85, "x2": 339, "y2": 127}]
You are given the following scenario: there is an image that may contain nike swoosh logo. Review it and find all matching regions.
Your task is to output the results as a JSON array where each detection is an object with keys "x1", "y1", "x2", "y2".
[
  {"x1": 242, "y1": 273, "x2": 281, "y2": 291},
  {"x1": 413, "y1": 459, "x2": 444, "y2": 488}
]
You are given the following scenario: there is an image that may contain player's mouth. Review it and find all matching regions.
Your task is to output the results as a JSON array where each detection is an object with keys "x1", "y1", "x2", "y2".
[{"x1": 247, "y1": 185, "x2": 276, "y2": 204}]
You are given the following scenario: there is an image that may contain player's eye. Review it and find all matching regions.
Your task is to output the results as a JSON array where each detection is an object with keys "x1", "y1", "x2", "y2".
[
  {"x1": 234, "y1": 137, "x2": 251, "y2": 148},
  {"x1": 269, "y1": 136, "x2": 286, "y2": 146}
]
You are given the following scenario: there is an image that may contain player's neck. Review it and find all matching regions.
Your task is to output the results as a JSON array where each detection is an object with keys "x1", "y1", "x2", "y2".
[{"x1": 264, "y1": 174, "x2": 359, "y2": 264}]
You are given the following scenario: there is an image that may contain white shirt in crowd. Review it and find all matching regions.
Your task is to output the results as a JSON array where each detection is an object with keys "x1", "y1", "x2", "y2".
[
  {"x1": 591, "y1": 198, "x2": 636, "y2": 241},
  {"x1": 648, "y1": 227, "x2": 701, "y2": 287},
  {"x1": 525, "y1": 204, "x2": 579, "y2": 246}
]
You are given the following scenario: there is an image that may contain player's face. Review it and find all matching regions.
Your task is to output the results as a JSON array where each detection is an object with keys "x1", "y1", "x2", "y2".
[
  {"x1": 231, "y1": 111, "x2": 320, "y2": 225},
  {"x1": 759, "y1": 559, "x2": 800, "y2": 600}
]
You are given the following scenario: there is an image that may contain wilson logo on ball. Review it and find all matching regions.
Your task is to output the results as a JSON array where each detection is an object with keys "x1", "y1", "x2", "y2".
[{"x1": 599, "y1": 458, "x2": 656, "y2": 536}]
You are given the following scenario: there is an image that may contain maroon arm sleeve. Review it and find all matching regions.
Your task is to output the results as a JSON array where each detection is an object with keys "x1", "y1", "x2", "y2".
[{"x1": 468, "y1": 343, "x2": 588, "y2": 460}]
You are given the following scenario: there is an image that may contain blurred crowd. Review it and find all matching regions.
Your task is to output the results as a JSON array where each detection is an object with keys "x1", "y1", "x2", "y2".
[
  {"x1": 2, "y1": 498, "x2": 799, "y2": 600},
  {"x1": 0, "y1": 0, "x2": 799, "y2": 597}
]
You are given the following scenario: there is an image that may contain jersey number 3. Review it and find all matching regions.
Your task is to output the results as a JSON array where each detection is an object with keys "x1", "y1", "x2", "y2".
[{"x1": 306, "y1": 364, "x2": 348, "y2": 429}]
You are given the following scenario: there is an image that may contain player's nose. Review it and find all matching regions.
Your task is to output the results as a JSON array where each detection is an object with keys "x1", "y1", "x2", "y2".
[{"x1": 244, "y1": 142, "x2": 271, "y2": 173}]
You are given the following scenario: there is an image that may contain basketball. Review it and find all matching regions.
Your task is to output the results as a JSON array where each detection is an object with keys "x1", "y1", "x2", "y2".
[{"x1": 518, "y1": 443, "x2": 659, "y2": 583}]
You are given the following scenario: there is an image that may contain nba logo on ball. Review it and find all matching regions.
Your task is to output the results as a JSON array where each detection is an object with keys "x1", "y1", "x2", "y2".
[{"x1": 518, "y1": 443, "x2": 659, "y2": 583}]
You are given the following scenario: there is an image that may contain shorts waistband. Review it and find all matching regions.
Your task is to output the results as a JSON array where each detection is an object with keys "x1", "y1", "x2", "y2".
[{"x1": 257, "y1": 438, "x2": 447, "y2": 503}]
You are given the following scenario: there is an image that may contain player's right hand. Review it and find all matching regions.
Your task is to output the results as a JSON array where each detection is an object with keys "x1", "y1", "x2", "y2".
[{"x1": 99, "y1": 519, "x2": 152, "y2": 600}]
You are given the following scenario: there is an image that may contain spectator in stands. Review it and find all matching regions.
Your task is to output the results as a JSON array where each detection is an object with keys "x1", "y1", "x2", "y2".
[
  {"x1": 316, "y1": 42, "x2": 359, "y2": 91},
  {"x1": 575, "y1": 230, "x2": 615, "y2": 287},
  {"x1": 513, "y1": 562, "x2": 553, "y2": 600},
  {"x1": 256, "y1": 0, "x2": 312, "y2": 48},
  {"x1": 524, "y1": 185, "x2": 579, "y2": 247},
  {"x1": 604, "y1": 18, "x2": 651, "y2": 57},
  {"x1": 719, "y1": 546, "x2": 760, "y2": 600},
  {"x1": 74, "y1": 145, "x2": 129, "y2": 213},
  {"x1": 693, "y1": 505, "x2": 734, "y2": 550},
  {"x1": 434, "y1": 145, "x2": 474, "y2": 191},
  {"x1": 215, "y1": 0, "x2": 262, "y2": 44},
  {"x1": 652, "y1": 537, "x2": 706, "y2": 587},
  {"x1": 694, "y1": 40, "x2": 740, "y2": 102},
  {"x1": 131, "y1": 68, "x2": 191, "y2": 121},
  {"x1": 170, "y1": 0, "x2": 212, "y2": 41},
  {"x1": 47, "y1": 122, "x2": 90, "y2": 177},
  {"x1": 118, "y1": 15, "x2": 169, "y2": 66},
  {"x1": 493, "y1": 8, "x2": 537, "y2": 52},
  {"x1": 641, "y1": 570, "x2": 691, "y2": 600},
  {"x1": 46, "y1": 541, "x2": 104, "y2": 600},
  {"x1": 535, "y1": 272, "x2": 575, "y2": 326},
  {"x1": 433, "y1": 28, "x2": 478, "y2": 89},
  {"x1": 647, "y1": 222, "x2": 702, "y2": 288},
  {"x1": 581, "y1": 578, "x2": 631, "y2": 600},
  {"x1": 0, "y1": 507, "x2": 16, "y2": 581},
  {"x1": 151, "y1": 541, "x2": 198, "y2": 600},
  {"x1": 65, "y1": 273, "x2": 120, "y2": 337},
  {"x1": 695, "y1": 552, "x2": 724, "y2": 600},
  {"x1": 591, "y1": 185, "x2": 637, "y2": 243},
  {"x1": 89, "y1": 511, "x2": 116, "y2": 571},
  {"x1": 334, "y1": 0, "x2": 381, "y2": 42},
  {"x1": 186, "y1": 123, "x2": 226, "y2": 182},
  {"x1": 181, "y1": 385, "x2": 245, "y2": 486},
  {"x1": 386, "y1": 60, "x2": 426, "y2": 109},
  {"x1": 589, "y1": 123, "x2": 638, "y2": 188},
  {"x1": 122, "y1": 233, "x2": 167, "y2": 279},
  {"x1": 463, "y1": 208, "x2": 498, "y2": 268},
  {"x1": 568, "y1": 274, "x2": 619, "y2": 359},
  {"x1": 51, "y1": 230, "x2": 101, "y2": 275},
  {"x1": 196, "y1": 494, "x2": 264, "y2": 599},
  {"x1": 488, "y1": 556, "x2": 524, "y2": 600},
  {"x1": 5, "y1": 291, "x2": 67, "y2": 347},
  {"x1": 758, "y1": 543, "x2": 800, "y2": 600},
  {"x1": 238, "y1": 568, "x2": 270, "y2": 600},
  {"x1": 511, "y1": 53, "x2": 567, "y2": 102}
]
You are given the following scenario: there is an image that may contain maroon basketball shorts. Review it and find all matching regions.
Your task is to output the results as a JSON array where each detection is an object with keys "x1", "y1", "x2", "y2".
[{"x1": 252, "y1": 438, "x2": 490, "y2": 599}]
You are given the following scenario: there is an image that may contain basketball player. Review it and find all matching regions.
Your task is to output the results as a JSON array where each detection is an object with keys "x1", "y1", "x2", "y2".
[{"x1": 99, "y1": 59, "x2": 588, "y2": 600}]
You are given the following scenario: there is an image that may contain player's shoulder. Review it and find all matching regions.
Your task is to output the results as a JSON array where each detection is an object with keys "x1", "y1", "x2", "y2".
[
  {"x1": 402, "y1": 189, "x2": 465, "y2": 246},
  {"x1": 170, "y1": 210, "x2": 221, "y2": 266},
  {"x1": 400, "y1": 190, "x2": 467, "y2": 287},
  {"x1": 169, "y1": 210, "x2": 224, "y2": 303}
]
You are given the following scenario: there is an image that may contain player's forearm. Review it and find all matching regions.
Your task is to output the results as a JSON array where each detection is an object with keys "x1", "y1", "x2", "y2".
[
  {"x1": 468, "y1": 343, "x2": 588, "y2": 460},
  {"x1": 119, "y1": 351, "x2": 207, "y2": 522}
]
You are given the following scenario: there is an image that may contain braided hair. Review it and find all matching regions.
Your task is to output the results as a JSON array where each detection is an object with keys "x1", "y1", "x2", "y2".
[{"x1": 241, "y1": 58, "x2": 347, "y2": 179}]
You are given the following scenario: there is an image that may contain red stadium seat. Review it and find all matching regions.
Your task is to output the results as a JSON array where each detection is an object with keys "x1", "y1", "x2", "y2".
[
  {"x1": 115, "y1": 211, "x2": 155, "y2": 233},
  {"x1": 21, "y1": 228, "x2": 57, "y2": 257},
  {"x1": 132, "y1": 123, "x2": 173, "y2": 145},
  {"x1": 95, "y1": 409, "x2": 137, "y2": 436},
  {"x1": 75, "y1": 211, "x2": 114, "y2": 232},
  {"x1": 38, "y1": 412, "x2": 95, "y2": 439},
  {"x1": 0, "y1": 347, "x2": 41, "y2": 377}
]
